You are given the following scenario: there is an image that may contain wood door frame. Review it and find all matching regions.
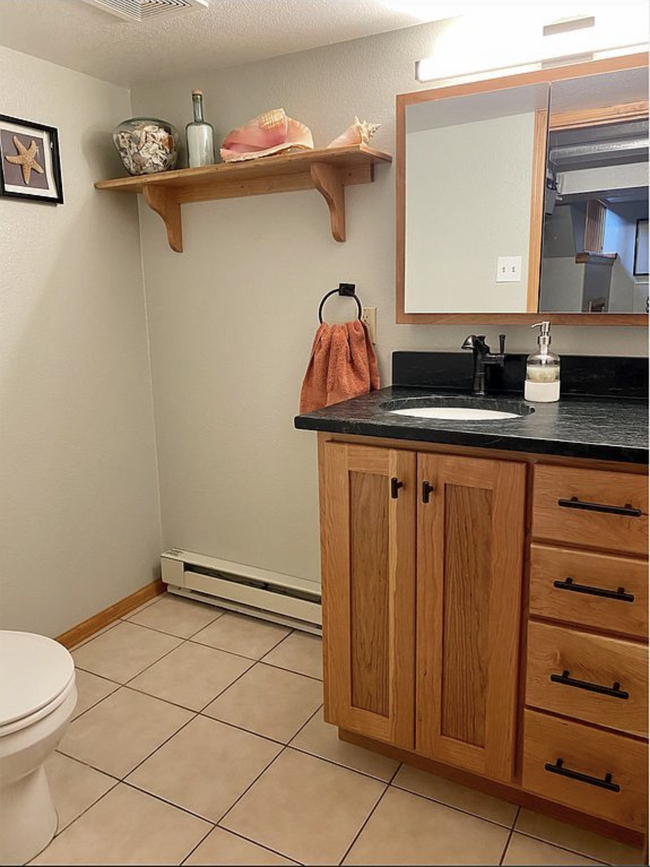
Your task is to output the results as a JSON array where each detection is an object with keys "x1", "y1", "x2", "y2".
[{"x1": 396, "y1": 52, "x2": 649, "y2": 325}]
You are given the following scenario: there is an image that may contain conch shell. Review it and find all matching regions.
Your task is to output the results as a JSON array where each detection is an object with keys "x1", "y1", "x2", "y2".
[
  {"x1": 220, "y1": 108, "x2": 314, "y2": 162},
  {"x1": 327, "y1": 117, "x2": 381, "y2": 149}
]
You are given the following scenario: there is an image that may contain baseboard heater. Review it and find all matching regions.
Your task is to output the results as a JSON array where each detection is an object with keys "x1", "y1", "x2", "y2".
[{"x1": 161, "y1": 548, "x2": 322, "y2": 635}]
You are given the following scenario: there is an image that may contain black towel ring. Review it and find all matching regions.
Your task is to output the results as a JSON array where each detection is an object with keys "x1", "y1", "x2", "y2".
[{"x1": 318, "y1": 283, "x2": 362, "y2": 323}]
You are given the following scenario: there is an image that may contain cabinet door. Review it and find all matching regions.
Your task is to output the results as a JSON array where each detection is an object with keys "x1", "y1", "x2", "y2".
[
  {"x1": 319, "y1": 441, "x2": 416, "y2": 748},
  {"x1": 416, "y1": 454, "x2": 526, "y2": 781}
]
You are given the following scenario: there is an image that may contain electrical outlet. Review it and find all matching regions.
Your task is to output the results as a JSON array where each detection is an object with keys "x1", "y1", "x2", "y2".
[
  {"x1": 496, "y1": 256, "x2": 522, "y2": 282},
  {"x1": 361, "y1": 306, "x2": 377, "y2": 343}
]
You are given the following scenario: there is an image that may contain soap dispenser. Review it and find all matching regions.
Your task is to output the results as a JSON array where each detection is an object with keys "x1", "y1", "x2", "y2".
[{"x1": 525, "y1": 321, "x2": 560, "y2": 402}]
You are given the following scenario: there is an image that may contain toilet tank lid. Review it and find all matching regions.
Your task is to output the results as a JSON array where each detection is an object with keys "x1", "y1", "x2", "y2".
[{"x1": 0, "y1": 631, "x2": 75, "y2": 727}]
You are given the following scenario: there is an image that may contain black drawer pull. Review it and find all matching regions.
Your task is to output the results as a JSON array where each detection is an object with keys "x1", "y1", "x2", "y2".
[
  {"x1": 422, "y1": 481, "x2": 434, "y2": 504},
  {"x1": 558, "y1": 497, "x2": 642, "y2": 518},
  {"x1": 390, "y1": 477, "x2": 403, "y2": 499},
  {"x1": 550, "y1": 669, "x2": 629, "y2": 700},
  {"x1": 544, "y1": 758, "x2": 620, "y2": 792},
  {"x1": 553, "y1": 576, "x2": 635, "y2": 603}
]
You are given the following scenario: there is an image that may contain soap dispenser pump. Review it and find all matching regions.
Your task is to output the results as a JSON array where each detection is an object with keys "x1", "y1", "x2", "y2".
[{"x1": 525, "y1": 321, "x2": 560, "y2": 403}]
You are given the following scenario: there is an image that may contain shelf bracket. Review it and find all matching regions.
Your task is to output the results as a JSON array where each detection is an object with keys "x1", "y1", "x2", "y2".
[
  {"x1": 142, "y1": 186, "x2": 183, "y2": 253},
  {"x1": 310, "y1": 162, "x2": 346, "y2": 242}
]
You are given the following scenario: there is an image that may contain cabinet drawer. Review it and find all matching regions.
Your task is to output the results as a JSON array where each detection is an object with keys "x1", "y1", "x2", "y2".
[
  {"x1": 526, "y1": 621, "x2": 648, "y2": 737},
  {"x1": 530, "y1": 544, "x2": 648, "y2": 639},
  {"x1": 532, "y1": 465, "x2": 648, "y2": 556},
  {"x1": 522, "y1": 709, "x2": 648, "y2": 831}
]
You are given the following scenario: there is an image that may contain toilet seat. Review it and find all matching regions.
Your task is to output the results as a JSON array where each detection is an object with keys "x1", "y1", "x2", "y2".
[{"x1": 0, "y1": 632, "x2": 76, "y2": 736}]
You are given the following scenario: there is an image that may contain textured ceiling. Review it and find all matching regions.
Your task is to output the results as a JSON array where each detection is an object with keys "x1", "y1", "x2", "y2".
[{"x1": 0, "y1": 0, "x2": 465, "y2": 87}]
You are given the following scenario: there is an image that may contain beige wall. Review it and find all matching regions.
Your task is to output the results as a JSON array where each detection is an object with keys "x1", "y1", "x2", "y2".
[
  {"x1": 132, "y1": 22, "x2": 648, "y2": 587},
  {"x1": 0, "y1": 47, "x2": 162, "y2": 636}
]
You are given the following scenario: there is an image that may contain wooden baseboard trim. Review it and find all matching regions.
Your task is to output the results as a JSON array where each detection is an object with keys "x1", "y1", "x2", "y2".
[
  {"x1": 339, "y1": 729, "x2": 645, "y2": 849},
  {"x1": 56, "y1": 580, "x2": 165, "y2": 649}
]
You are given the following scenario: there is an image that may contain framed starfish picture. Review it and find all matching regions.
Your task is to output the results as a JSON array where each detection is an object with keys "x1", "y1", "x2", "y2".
[{"x1": 0, "y1": 114, "x2": 63, "y2": 204}]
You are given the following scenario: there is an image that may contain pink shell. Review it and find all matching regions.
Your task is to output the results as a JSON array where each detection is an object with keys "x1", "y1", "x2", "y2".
[
  {"x1": 327, "y1": 117, "x2": 380, "y2": 149},
  {"x1": 220, "y1": 108, "x2": 314, "y2": 162}
]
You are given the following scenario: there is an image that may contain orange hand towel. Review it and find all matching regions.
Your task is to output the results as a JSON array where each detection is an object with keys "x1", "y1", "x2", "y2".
[{"x1": 300, "y1": 320, "x2": 380, "y2": 413}]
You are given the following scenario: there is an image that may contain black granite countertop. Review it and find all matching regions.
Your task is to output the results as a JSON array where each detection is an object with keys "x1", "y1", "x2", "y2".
[{"x1": 295, "y1": 387, "x2": 648, "y2": 464}]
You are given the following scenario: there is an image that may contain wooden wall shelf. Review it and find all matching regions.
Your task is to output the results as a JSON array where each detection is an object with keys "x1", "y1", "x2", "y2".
[{"x1": 95, "y1": 144, "x2": 392, "y2": 252}]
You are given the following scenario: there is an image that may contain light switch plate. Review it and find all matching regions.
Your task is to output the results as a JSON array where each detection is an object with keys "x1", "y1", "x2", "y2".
[{"x1": 496, "y1": 256, "x2": 522, "y2": 282}]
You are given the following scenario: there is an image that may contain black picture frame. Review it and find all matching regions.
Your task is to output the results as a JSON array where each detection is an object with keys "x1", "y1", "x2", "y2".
[
  {"x1": 633, "y1": 217, "x2": 648, "y2": 277},
  {"x1": 0, "y1": 114, "x2": 64, "y2": 204}
]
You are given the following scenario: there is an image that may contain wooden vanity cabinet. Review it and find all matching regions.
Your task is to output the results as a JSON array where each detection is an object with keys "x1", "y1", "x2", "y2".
[
  {"x1": 416, "y1": 454, "x2": 526, "y2": 781},
  {"x1": 317, "y1": 433, "x2": 649, "y2": 841},
  {"x1": 318, "y1": 442, "x2": 417, "y2": 748},
  {"x1": 319, "y1": 441, "x2": 526, "y2": 779},
  {"x1": 522, "y1": 461, "x2": 649, "y2": 832}
]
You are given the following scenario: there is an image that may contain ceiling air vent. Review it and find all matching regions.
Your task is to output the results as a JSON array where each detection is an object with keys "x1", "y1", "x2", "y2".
[{"x1": 81, "y1": 0, "x2": 209, "y2": 22}]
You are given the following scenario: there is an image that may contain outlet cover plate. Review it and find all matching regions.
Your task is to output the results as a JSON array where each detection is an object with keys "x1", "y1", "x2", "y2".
[{"x1": 497, "y1": 256, "x2": 522, "y2": 282}]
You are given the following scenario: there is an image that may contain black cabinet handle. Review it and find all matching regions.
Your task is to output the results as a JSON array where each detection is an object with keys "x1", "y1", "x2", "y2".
[
  {"x1": 550, "y1": 670, "x2": 629, "y2": 700},
  {"x1": 390, "y1": 477, "x2": 403, "y2": 499},
  {"x1": 553, "y1": 576, "x2": 635, "y2": 603},
  {"x1": 422, "y1": 481, "x2": 434, "y2": 504},
  {"x1": 558, "y1": 497, "x2": 642, "y2": 518},
  {"x1": 544, "y1": 759, "x2": 620, "y2": 792}
]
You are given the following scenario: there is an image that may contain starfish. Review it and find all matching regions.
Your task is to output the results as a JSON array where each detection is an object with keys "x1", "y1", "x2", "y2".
[{"x1": 5, "y1": 135, "x2": 45, "y2": 185}]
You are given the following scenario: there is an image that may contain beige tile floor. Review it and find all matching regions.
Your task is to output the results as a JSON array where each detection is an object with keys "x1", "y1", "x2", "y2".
[{"x1": 29, "y1": 592, "x2": 645, "y2": 866}]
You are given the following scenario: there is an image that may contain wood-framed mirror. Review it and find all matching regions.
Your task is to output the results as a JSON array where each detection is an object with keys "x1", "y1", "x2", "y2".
[{"x1": 396, "y1": 53, "x2": 649, "y2": 325}]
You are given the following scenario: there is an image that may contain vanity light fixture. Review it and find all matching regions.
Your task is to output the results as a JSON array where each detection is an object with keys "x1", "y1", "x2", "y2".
[
  {"x1": 415, "y1": 8, "x2": 648, "y2": 85},
  {"x1": 415, "y1": 42, "x2": 648, "y2": 84}
]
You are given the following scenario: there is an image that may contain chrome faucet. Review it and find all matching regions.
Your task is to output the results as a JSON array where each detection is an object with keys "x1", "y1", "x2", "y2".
[{"x1": 461, "y1": 334, "x2": 507, "y2": 396}]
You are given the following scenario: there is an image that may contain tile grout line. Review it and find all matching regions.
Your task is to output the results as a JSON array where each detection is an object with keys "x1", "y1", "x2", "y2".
[
  {"x1": 33, "y1": 775, "x2": 125, "y2": 856},
  {"x1": 336, "y1": 768, "x2": 397, "y2": 866},
  {"x1": 513, "y1": 829, "x2": 615, "y2": 866},
  {"x1": 69, "y1": 620, "x2": 122, "y2": 652},
  {"x1": 177, "y1": 821, "x2": 215, "y2": 866},
  {"x1": 257, "y1": 628, "x2": 297, "y2": 663},
  {"x1": 179, "y1": 819, "x2": 302, "y2": 866},
  {"x1": 252, "y1": 659, "x2": 323, "y2": 682},
  {"x1": 126, "y1": 650, "x2": 258, "y2": 716},
  {"x1": 212, "y1": 694, "x2": 326, "y2": 858},
  {"x1": 217, "y1": 745, "x2": 289, "y2": 829},
  {"x1": 257, "y1": 628, "x2": 325, "y2": 680},
  {"x1": 66, "y1": 683, "x2": 121, "y2": 725},
  {"x1": 120, "y1": 777, "x2": 218, "y2": 826},
  {"x1": 122, "y1": 605, "x2": 227, "y2": 639},
  {"x1": 58, "y1": 706, "x2": 201, "y2": 781},
  {"x1": 388, "y1": 781, "x2": 522, "y2": 834},
  {"x1": 73, "y1": 627, "x2": 188, "y2": 691},
  {"x1": 498, "y1": 806, "x2": 520, "y2": 866}
]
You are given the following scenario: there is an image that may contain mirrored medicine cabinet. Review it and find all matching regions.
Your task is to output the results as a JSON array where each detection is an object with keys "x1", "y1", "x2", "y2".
[{"x1": 396, "y1": 53, "x2": 649, "y2": 325}]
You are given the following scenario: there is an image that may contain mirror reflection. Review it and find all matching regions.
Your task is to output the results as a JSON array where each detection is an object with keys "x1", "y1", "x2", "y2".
[
  {"x1": 540, "y1": 73, "x2": 649, "y2": 313},
  {"x1": 404, "y1": 84, "x2": 548, "y2": 314},
  {"x1": 399, "y1": 59, "x2": 649, "y2": 319}
]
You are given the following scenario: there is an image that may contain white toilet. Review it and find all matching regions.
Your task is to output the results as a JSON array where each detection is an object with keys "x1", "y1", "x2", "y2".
[{"x1": 0, "y1": 631, "x2": 77, "y2": 866}]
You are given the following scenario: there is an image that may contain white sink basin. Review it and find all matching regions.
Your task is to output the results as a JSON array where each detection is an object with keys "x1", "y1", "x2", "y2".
[
  {"x1": 390, "y1": 406, "x2": 522, "y2": 421},
  {"x1": 380, "y1": 396, "x2": 534, "y2": 422}
]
